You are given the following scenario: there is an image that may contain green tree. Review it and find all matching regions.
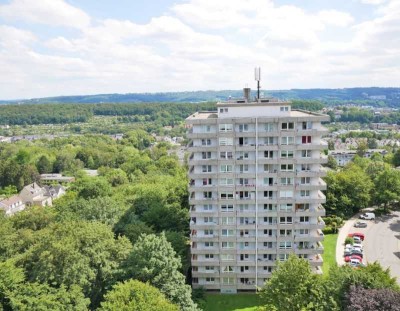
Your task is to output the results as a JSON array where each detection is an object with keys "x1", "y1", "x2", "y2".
[
  {"x1": 259, "y1": 255, "x2": 338, "y2": 311},
  {"x1": 36, "y1": 155, "x2": 53, "y2": 174},
  {"x1": 324, "y1": 164, "x2": 373, "y2": 217},
  {"x1": 8, "y1": 283, "x2": 89, "y2": 311},
  {"x1": 326, "y1": 155, "x2": 338, "y2": 170},
  {"x1": 123, "y1": 233, "x2": 198, "y2": 311},
  {"x1": 99, "y1": 280, "x2": 178, "y2": 311},
  {"x1": 18, "y1": 221, "x2": 132, "y2": 308},
  {"x1": 373, "y1": 168, "x2": 400, "y2": 210}
]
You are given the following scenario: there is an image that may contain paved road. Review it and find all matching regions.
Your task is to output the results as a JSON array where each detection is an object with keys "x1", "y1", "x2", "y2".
[
  {"x1": 336, "y1": 211, "x2": 400, "y2": 284},
  {"x1": 364, "y1": 212, "x2": 400, "y2": 284}
]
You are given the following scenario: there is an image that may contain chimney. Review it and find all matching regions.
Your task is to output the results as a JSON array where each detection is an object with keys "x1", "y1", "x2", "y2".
[{"x1": 243, "y1": 87, "x2": 251, "y2": 102}]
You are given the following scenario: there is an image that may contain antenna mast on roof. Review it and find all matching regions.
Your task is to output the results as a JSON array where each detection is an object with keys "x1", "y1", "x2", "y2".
[{"x1": 255, "y1": 67, "x2": 261, "y2": 100}]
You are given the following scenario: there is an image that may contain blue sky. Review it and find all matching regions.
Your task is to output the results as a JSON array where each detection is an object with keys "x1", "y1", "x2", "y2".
[{"x1": 0, "y1": 0, "x2": 399, "y2": 99}]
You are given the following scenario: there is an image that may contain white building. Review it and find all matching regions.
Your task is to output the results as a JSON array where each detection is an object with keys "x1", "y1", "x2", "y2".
[{"x1": 186, "y1": 92, "x2": 329, "y2": 293}]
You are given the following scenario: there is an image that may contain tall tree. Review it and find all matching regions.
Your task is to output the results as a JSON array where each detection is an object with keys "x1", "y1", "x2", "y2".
[
  {"x1": 99, "y1": 280, "x2": 178, "y2": 311},
  {"x1": 123, "y1": 233, "x2": 198, "y2": 311}
]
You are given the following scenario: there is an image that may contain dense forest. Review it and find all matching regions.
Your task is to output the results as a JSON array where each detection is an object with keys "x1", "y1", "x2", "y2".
[
  {"x1": 1, "y1": 87, "x2": 400, "y2": 106},
  {"x1": 0, "y1": 134, "x2": 199, "y2": 310}
]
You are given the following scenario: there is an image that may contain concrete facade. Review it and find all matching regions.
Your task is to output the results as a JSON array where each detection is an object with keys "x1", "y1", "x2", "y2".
[{"x1": 186, "y1": 97, "x2": 329, "y2": 293}]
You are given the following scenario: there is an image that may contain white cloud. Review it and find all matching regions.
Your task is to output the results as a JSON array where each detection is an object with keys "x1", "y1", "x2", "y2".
[
  {"x1": 0, "y1": 0, "x2": 90, "y2": 29},
  {"x1": 0, "y1": 0, "x2": 399, "y2": 98},
  {"x1": 360, "y1": 0, "x2": 387, "y2": 5}
]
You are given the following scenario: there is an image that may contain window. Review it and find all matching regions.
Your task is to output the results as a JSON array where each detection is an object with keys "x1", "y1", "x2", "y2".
[
  {"x1": 302, "y1": 150, "x2": 312, "y2": 157},
  {"x1": 279, "y1": 229, "x2": 292, "y2": 236},
  {"x1": 220, "y1": 192, "x2": 234, "y2": 199},
  {"x1": 280, "y1": 216, "x2": 293, "y2": 224},
  {"x1": 301, "y1": 177, "x2": 311, "y2": 184},
  {"x1": 220, "y1": 165, "x2": 233, "y2": 173},
  {"x1": 202, "y1": 165, "x2": 212, "y2": 172},
  {"x1": 264, "y1": 150, "x2": 274, "y2": 158},
  {"x1": 280, "y1": 164, "x2": 294, "y2": 171},
  {"x1": 205, "y1": 277, "x2": 215, "y2": 283},
  {"x1": 296, "y1": 203, "x2": 309, "y2": 211},
  {"x1": 221, "y1": 229, "x2": 235, "y2": 237},
  {"x1": 301, "y1": 164, "x2": 311, "y2": 171},
  {"x1": 239, "y1": 124, "x2": 249, "y2": 132},
  {"x1": 300, "y1": 216, "x2": 309, "y2": 223},
  {"x1": 240, "y1": 266, "x2": 249, "y2": 272},
  {"x1": 204, "y1": 229, "x2": 214, "y2": 235},
  {"x1": 221, "y1": 254, "x2": 235, "y2": 261},
  {"x1": 220, "y1": 178, "x2": 234, "y2": 186},
  {"x1": 204, "y1": 216, "x2": 214, "y2": 223},
  {"x1": 239, "y1": 204, "x2": 249, "y2": 211},
  {"x1": 237, "y1": 151, "x2": 249, "y2": 160},
  {"x1": 205, "y1": 254, "x2": 214, "y2": 259},
  {"x1": 221, "y1": 204, "x2": 234, "y2": 212},
  {"x1": 302, "y1": 121, "x2": 312, "y2": 130},
  {"x1": 201, "y1": 139, "x2": 211, "y2": 146},
  {"x1": 240, "y1": 254, "x2": 250, "y2": 261},
  {"x1": 280, "y1": 190, "x2": 293, "y2": 198},
  {"x1": 280, "y1": 177, "x2": 293, "y2": 185},
  {"x1": 279, "y1": 203, "x2": 293, "y2": 211},
  {"x1": 203, "y1": 178, "x2": 212, "y2": 186},
  {"x1": 239, "y1": 164, "x2": 249, "y2": 172},
  {"x1": 265, "y1": 123, "x2": 274, "y2": 132},
  {"x1": 298, "y1": 228, "x2": 309, "y2": 235},
  {"x1": 222, "y1": 277, "x2": 235, "y2": 285},
  {"x1": 239, "y1": 191, "x2": 251, "y2": 199},
  {"x1": 220, "y1": 151, "x2": 233, "y2": 159},
  {"x1": 238, "y1": 137, "x2": 249, "y2": 145},
  {"x1": 263, "y1": 230, "x2": 274, "y2": 237},
  {"x1": 281, "y1": 122, "x2": 294, "y2": 130},
  {"x1": 205, "y1": 266, "x2": 214, "y2": 272},
  {"x1": 203, "y1": 204, "x2": 213, "y2": 211},
  {"x1": 221, "y1": 242, "x2": 235, "y2": 249},
  {"x1": 204, "y1": 242, "x2": 214, "y2": 247},
  {"x1": 302, "y1": 136, "x2": 312, "y2": 144},
  {"x1": 264, "y1": 204, "x2": 276, "y2": 211},
  {"x1": 219, "y1": 137, "x2": 233, "y2": 146},
  {"x1": 300, "y1": 190, "x2": 310, "y2": 197},
  {"x1": 281, "y1": 136, "x2": 294, "y2": 145},
  {"x1": 219, "y1": 108, "x2": 229, "y2": 113},
  {"x1": 264, "y1": 190, "x2": 273, "y2": 198},
  {"x1": 219, "y1": 124, "x2": 233, "y2": 132},
  {"x1": 263, "y1": 177, "x2": 274, "y2": 186},
  {"x1": 221, "y1": 217, "x2": 234, "y2": 225},
  {"x1": 280, "y1": 150, "x2": 294, "y2": 158},
  {"x1": 263, "y1": 217, "x2": 276, "y2": 224},
  {"x1": 265, "y1": 137, "x2": 275, "y2": 145},
  {"x1": 239, "y1": 178, "x2": 250, "y2": 185},
  {"x1": 279, "y1": 241, "x2": 292, "y2": 249},
  {"x1": 280, "y1": 106, "x2": 289, "y2": 112},
  {"x1": 203, "y1": 191, "x2": 212, "y2": 199},
  {"x1": 203, "y1": 125, "x2": 211, "y2": 132},
  {"x1": 202, "y1": 151, "x2": 211, "y2": 159}
]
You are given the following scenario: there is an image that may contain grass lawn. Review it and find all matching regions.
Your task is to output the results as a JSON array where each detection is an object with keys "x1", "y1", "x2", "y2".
[
  {"x1": 322, "y1": 233, "x2": 338, "y2": 276},
  {"x1": 203, "y1": 294, "x2": 261, "y2": 311}
]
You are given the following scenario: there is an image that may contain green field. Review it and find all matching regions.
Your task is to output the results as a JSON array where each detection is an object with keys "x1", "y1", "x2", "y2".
[
  {"x1": 203, "y1": 294, "x2": 261, "y2": 311},
  {"x1": 322, "y1": 233, "x2": 338, "y2": 275}
]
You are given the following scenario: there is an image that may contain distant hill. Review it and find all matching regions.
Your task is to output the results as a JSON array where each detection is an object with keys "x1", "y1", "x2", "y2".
[{"x1": 1, "y1": 87, "x2": 400, "y2": 106}]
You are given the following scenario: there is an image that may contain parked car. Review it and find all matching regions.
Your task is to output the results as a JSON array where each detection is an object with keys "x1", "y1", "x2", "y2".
[
  {"x1": 344, "y1": 254, "x2": 363, "y2": 262},
  {"x1": 353, "y1": 236, "x2": 362, "y2": 243},
  {"x1": 353, "y1": 241, "x2": 363, "y2": 249},
  {"x1": 348, "y1": 233, "x2": 365, "y2": 241},
  {"x1": 350, "y1": 250, "x2": 363, "y2": 258},
  {"x1": 352, "y1": 246, "x2": 363, "y2": 253},
  {"x1": 359, "y1": 212, "x2": 375, "y2": 220},
  {"x1": 354, "y1": 221, "x2": 368, "y2": 228}
]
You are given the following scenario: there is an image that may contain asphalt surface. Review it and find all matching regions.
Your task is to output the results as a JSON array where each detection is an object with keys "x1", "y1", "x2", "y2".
[{"x1": 336, "y1": 211, "x2": 400, "y2": 284}]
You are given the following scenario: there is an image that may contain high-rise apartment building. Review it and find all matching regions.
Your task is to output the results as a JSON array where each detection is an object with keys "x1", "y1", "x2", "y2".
[{"x1": 186, "y1": 92, "x2": 329, "y2": 293}]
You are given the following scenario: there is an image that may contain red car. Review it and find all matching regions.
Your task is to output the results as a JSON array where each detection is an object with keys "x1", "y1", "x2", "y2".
[
  {"x1": 347, "y1": 233, "x2": 365, "y2": 241},
  {"x1": 344, "y1": 254, "x2": 363, "y2": 262}
]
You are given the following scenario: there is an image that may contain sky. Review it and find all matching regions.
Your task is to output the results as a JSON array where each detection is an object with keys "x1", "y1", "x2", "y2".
[{"x1": 0, "y1": 0, "x2": 399, "y2": 99}]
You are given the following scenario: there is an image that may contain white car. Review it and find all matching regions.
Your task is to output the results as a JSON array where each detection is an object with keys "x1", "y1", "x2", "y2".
[{"x1": 352, "y1": 246, "x2": 363, "y2": 253}]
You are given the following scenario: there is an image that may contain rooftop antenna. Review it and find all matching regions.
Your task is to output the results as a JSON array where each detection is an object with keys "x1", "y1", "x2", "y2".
[{"x1": 255, "y1": 67, "x2": 261, "y2": 100}]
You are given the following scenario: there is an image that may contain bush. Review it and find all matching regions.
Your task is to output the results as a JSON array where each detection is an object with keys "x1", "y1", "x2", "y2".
[
  {"x1": 322, "y1": 226, "x2": 334, "y2": 234},
  {"x1": 345, "y1": 237, "x2": 354, "y2": 245}
]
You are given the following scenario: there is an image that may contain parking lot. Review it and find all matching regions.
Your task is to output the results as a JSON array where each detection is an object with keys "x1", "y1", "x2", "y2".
[{"x1": 338, "y1": 211, "x2": 400, "y2": 284}]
